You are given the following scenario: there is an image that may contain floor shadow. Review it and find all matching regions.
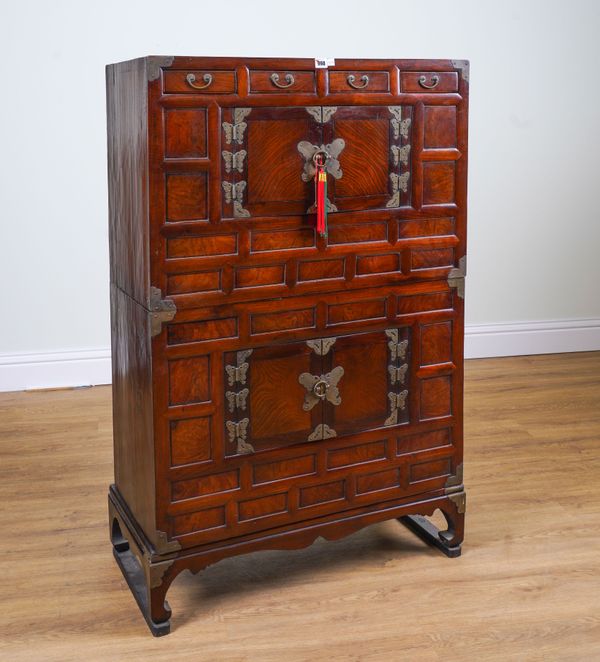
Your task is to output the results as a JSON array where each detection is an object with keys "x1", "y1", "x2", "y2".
[{"x1": 171, "y1": 519, "x2": 432, "y2": 629}]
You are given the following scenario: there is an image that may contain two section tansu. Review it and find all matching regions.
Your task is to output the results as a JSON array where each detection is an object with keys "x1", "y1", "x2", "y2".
[{"x1": 107, "y1": 56, "x2": 469, "y2": 636}]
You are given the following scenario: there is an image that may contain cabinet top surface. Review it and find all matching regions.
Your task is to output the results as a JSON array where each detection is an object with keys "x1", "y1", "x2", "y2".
[{"x1": 108, "y1": 55, "x2": 469, "y2": 70}]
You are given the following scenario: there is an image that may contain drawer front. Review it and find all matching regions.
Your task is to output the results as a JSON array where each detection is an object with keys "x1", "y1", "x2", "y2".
[
  {"x1": 166, "y1": 427, "x2": 459, "y2": 548},
  {"x1": 328, "y1": 71, "x2": 390, "y2": 93},
  {"x1": 401, "y1": 71, "x2": 458, "y2": 93},
  {"x1": 249, "y1": 70, "x2": 316, "y2": 94},
  {"x1": 163, "y1": 70, "x2": 236, "y2": 94}
]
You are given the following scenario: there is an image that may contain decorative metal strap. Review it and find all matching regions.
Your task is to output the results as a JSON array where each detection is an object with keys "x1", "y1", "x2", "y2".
[
  {"x1": 384, "y1": 328, "x2": 410, "y2": 427},
  {"x1": 225, "y1": 349, "x2": 254, "y2": 454},
  {"x1": 386, "y1": 107, "x2": 412, "y2": 209}
]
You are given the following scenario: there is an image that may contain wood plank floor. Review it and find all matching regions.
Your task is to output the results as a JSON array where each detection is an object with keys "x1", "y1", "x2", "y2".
[{"x1": 1, "y1": 352, "x2": 599, "y2": 661}]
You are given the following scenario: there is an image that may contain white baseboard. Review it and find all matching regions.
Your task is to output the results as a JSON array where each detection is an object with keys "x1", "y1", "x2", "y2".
[
  {"x1": 0, "y1": 348, "x2": 112, "y2": 393},
  {"x1": 1, "y1": 318, "x2": 599, "y2": 393},
  {"x1": 464, "y1": 318, "x2": 600, "y2": 359}
]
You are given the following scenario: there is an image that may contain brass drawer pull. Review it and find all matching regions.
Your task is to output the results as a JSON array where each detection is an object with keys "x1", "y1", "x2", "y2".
[
  {"x1": 186, "y1": 73, "x2": 213, "y2": 89},
  {"x1": 418, "y1": 74, "x2": 440, "y2": 89},
  {"x1": 347, "y1": 74, "x2": 369, "y2": 89},
  {"x1": 270, "y1": 72, "x2": 295, "y2": 88}
]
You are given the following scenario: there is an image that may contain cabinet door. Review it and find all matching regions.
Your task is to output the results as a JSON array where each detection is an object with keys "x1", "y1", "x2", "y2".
[
  {"x1": 223, "y1": 328, "x2": 411, "y2": 457},
  {"x1": 323, "y1": 105, "x2": 413, "y2": 212},
  {"x1": 221, "y1": 106, "x2": 321, "y2": 218},
  {"x1": 221, "y1": 105, "x2": 412, "y2": 219},
  {"x1": 223, "y1": 342, "x2": 322, "y2": 456},
  {"x1": 322, "y1": 328, "x2": 410, "y2": 438}
]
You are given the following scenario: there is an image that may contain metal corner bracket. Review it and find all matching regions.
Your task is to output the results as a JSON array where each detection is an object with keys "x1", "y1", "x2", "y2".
[
  {"x1": 451, "y1": 59, "x2": 469, "y2": 82},
  {"x1": 147, "y1": 56, "x2": 175, "y2": 81},
  {"x1": 148, "y1": 286, "x2": 177, "y2": 338},
  {"x1": 448, "y1": 490, "x2": 466, "y2": 514},
  {"x1": 447, "y1": 255, "x2": 466, "y2": 299}
]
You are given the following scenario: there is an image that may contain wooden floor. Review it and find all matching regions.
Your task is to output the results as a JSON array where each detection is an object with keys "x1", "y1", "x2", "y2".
[{"x1": 1, "y1": 353, "x2": 599, "y2": 661}]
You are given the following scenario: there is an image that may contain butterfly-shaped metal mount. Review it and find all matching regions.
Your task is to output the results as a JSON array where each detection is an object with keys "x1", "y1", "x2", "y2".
[
  {"x1": 222, "y1": 149, "x2": 247, "y2": 173},
  {"x1": 298, "y1": 365, "x2": 344, "y2": 412},
  {"x1": 384, "y1": 390, "x2": 409, "y2": 426},
  {"x1": 222, "y1": 108, "x2": 251, "y2": 145},
  {"x1": 388, "y1": 363, "x2": 409, "y2": 385},
  {"x1": 225, "y1": 388, "x2": 249, "y2": 413},
  {"x1": 225, "y1": 349, "x2": 253, "y2": 387},
  {"x1": 221, "y1": 180, "x2": 250, "y2": 218},
  {"x1": 385, "y1": 330, "x2": 408, "y2": 362},
  {"x1": 225, "y1": 418, "x2": 253, "y2": 454},
  {"x1": 297, "y1": 139, "x2": 345, "y2": 183}
]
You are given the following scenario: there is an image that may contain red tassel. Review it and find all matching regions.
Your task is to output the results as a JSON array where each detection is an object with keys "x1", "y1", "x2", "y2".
[{"x1": 314, "y1": 155, "x2": 327, "y2": 237}]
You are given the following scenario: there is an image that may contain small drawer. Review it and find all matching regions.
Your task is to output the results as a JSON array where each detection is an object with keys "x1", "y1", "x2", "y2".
[
  {"x1": 401, "y1": 71, "x2": 458, "y2": 93},
  {"x1": 163, "y1": 70, "x2": 236, "y2": 94},
  {"x1": 249, "y1": 70, "x2": 316, "y2": 94},
  {"x1": 329, "y1": 71, "x2": 390, "y2": 93}
]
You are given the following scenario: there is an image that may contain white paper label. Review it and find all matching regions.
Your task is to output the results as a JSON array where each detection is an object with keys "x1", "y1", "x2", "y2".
[{"x1": 314, "y1": 58, "x2": 335, "y2": 69}]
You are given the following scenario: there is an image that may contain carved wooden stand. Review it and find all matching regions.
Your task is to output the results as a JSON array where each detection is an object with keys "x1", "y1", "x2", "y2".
[{"x1": 109, "y1": 484, "x2": 465, "y2": 636}]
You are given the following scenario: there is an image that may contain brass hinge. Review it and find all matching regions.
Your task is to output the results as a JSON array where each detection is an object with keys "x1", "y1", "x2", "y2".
[
  {"x1": 445, "y1": 464, "x2": 466, "y2": 513},
  {"x1": 148, "y1": 286, "x2": 176, "y2": 338},
  {"x1": 444, "y1": 463, "x2": 463, "y2": 495},
  {"x1": 447, "y1": 255, "x2": 466, "y2": 299}
]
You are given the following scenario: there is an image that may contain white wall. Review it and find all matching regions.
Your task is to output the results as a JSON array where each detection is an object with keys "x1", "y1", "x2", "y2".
[{"x1": 1, "y1": 0, "x2": 600, "y2": 390}]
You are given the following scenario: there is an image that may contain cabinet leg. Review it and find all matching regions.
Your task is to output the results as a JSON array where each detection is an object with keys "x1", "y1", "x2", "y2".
[
  {"x1": 110, "y1": 509, "x2": 174, "y2": 636},
  {"x1": 398, "y1": 493, "x2": 465, "y2": 558}
]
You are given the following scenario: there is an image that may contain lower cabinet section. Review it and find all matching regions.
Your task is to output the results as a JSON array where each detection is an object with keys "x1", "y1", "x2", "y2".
[
  {"x1": 158, "y1": 311, "x2": 460, "y2": 550},
  {"x1": 165, "y1": 424, "x2": 458, "y2": 548}
]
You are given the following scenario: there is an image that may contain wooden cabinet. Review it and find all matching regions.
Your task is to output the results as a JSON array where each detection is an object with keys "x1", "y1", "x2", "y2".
[{"x1": 107, "y1": 56, "x2": 469, "y2": 636}]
